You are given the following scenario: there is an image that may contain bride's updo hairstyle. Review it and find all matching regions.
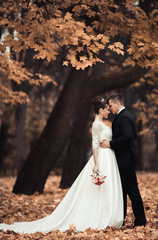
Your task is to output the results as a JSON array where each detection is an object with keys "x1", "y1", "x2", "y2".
[{"x1": 92, "y1": 96, "x2": 108, "y2": 114}]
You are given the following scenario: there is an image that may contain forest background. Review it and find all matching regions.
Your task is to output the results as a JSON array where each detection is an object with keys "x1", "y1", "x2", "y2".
[{"x1": 0, "y1": 0, "x2": 158, "y2": 196}]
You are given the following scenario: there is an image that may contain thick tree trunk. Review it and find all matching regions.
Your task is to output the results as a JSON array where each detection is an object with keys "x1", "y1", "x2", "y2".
[
  {"x1": 60, "y1": 108, "x2": 90, "y2": 188},
  {"x1": 60, "y1": 76, "x2": 92, "y2": 188},
  {"x1": 13, "y1": 69, "x2": 88, "y2": 194}
]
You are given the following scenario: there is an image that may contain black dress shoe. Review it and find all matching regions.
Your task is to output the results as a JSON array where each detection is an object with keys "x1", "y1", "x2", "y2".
[
  {"x1": 133, "y1": 223, "x2": 146, "y2": 228},
  {"x1": 134, "y1": 219, "x2": 146, "y2": 228}
]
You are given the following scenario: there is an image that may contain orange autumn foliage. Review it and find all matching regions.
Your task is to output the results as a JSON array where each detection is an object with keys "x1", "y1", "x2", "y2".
[{"x1": 0, "y1": 0, "x2": 158, "y2": 104}]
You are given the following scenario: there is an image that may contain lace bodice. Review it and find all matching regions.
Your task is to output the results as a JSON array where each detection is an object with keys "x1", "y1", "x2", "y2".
[{"x1": 92, "y1": 120, "x2": 112, "y2": 150}]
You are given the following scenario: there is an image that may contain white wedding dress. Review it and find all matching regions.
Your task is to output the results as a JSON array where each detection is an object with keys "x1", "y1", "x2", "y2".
[{"x1": 0, "y1": 120, "x2": 123, "y2": 233}]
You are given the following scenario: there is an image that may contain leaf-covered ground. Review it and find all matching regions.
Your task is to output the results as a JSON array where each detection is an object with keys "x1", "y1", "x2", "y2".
[{"x1": 0, "y1": 171, "x2": 157, "y2": 240}]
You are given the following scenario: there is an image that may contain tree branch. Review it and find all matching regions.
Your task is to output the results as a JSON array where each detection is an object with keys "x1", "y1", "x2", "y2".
[{"x1": 90, "y1": 66, "x2": 148, "y2": 97}]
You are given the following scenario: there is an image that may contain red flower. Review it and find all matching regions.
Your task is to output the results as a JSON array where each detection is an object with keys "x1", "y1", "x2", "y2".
[{"x1": 91, "y1": 171, "x2": 107, "y2": 186}]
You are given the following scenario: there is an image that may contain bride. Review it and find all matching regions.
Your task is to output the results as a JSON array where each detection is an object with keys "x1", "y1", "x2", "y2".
[{"x1": 0, "y1": 96, "x2": 123, "y2": 233}]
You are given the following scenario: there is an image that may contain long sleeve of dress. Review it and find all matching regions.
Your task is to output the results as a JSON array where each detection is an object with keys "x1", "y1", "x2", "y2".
[{"x1": 92, "y1": 122, "x2": 102, "y2": 150}]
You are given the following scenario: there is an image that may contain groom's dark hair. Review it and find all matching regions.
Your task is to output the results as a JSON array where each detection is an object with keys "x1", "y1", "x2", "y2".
[{"x1": 107, "y1": 93, "x2": 124, "y2": 105}]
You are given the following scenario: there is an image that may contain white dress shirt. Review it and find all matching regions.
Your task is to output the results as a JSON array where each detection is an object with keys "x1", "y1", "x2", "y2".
[{"x1": 117, "y1": 106, "x2": 125, "y2": 115}]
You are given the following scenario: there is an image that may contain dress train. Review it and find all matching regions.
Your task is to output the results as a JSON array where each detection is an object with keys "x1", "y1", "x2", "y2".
[{"x1": 0, "y1": 121, "x2": 123, "y2": 233}]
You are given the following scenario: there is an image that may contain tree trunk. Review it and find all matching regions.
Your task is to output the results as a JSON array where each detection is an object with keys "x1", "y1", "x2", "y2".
[
  {"x1": 136, "y1": 120, "x2": 143, "y2": 170},
  {"x1": 11, "y1": 80, "x2": 30, "y2": 174},
  {"x1": 60, "y1": 75, "x2": 92, "y2": 188},
  {"x1": 13, "y1": 69, "x2": 88, "y2": 194},
  {"x1": 90, "y1": 66, "x2": 147, "y2": 96},
  {"x1": 151, "y1": 131, "x2": 158, "y2": 171},
  {"x1": 14, "y1": 103, "x2": 27, "y2": 172},
  {"x1": 11, "y1": 49, "x2": 34, "y2": 174},
  {"x1": 60, "y1": 107, "x2": 90, "y2": 188},
  {"x1": 0, "y1": 121, "x2": 9, "y2": 171}
]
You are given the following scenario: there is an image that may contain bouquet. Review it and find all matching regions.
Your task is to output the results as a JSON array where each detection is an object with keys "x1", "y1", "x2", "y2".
[{"x1": 91, "y1": 171, "x2": 107, "y2": 185}]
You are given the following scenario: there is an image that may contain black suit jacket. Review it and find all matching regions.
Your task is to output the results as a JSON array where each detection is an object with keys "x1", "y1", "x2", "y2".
[{"x1": 110, "y1": 108, "x2": 137, "y2": 168}]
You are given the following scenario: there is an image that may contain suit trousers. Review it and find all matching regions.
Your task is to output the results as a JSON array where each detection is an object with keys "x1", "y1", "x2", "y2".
[{"x1": 119, "y1": 167, "x2": 146, "y2": 226}]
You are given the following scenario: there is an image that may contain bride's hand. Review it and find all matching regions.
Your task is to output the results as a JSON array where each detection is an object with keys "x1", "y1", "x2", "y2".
[
  {"x1": 100, "y1": 139, "x2": 110, "y2": 148},
  {"x1": 93, "y1": 165, "x2": 99, "y2": 173}
]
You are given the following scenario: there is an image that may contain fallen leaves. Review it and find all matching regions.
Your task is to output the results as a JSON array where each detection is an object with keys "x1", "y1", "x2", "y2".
[{"x1": 0, "y1": 172, "x2": 157, "y2": 239}]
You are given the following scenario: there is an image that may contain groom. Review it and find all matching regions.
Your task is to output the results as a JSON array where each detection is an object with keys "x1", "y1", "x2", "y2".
[{"x1": 101, "y1": 93, "x2": 146, "y2": 227}]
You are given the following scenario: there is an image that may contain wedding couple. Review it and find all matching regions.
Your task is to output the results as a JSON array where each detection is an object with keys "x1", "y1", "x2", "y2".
[{"x1": 0, "y1": 93, "x2": 146, "y2": 234}]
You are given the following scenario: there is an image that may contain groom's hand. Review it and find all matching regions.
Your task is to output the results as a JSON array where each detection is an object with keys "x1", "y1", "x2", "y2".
[{"x1": 100, "y1": 139, "x2": 110, "y2": 148}]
